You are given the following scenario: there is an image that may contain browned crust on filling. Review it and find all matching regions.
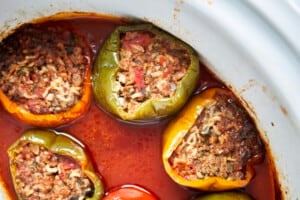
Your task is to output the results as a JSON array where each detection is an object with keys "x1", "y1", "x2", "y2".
[
  {"x1": 11, "y1": 141, "x2": 93, "y2": 200},
  {"x1": 0, "y1": 24, "x2": 90, "y2": 114},
  {"x1": 115, "y1": 31, "x2": 191, "y2": 113},
  {"x1": 169, "y1": 90, "x2": 264, "y2": 181}
]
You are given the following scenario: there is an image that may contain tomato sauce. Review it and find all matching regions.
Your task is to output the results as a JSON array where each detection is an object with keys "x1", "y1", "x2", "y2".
[{"x1": 0, "y1": 14, "x2": 278, "y2": 199}]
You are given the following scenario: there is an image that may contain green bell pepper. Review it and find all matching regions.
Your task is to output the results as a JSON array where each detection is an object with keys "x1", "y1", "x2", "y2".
[
  {"x1": 194, "y1": 191, "x2": 253, "y2": 200},
  {"x1": 92, "y1": 24, "x2": 199, "y2": 122},
  {"x1": 7, "y1": 129, "x2": 104, "y2": 200}
]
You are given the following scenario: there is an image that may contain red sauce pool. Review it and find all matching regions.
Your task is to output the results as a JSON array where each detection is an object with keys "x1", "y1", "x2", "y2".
[{"x1": 0, "y1": 15, "x2": 278, "y2": 200}]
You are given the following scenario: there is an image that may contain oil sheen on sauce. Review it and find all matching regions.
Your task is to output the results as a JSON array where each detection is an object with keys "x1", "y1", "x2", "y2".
[{"x1": 0, "y1": 15, "x2": 277, "y2": 200}]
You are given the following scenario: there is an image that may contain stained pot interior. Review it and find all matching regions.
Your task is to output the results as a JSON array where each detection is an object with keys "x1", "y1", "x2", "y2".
[{"x1": 0, "y1": 1, "x2": 299, "y2": 199}]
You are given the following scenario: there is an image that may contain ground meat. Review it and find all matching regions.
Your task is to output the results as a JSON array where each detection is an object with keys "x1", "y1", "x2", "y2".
[
  {"x1": 11, "y1": 141, "x2": 94, "y2": 200},
  {"x1": 116, "y1": 31, "x2": 191, "y2": 113},
  {"x1": 0, "y1": 23, "x2": 90, "y2": 114},
  {"x1": 169, "y1": 90, "x2": 264, "y2": 181}
]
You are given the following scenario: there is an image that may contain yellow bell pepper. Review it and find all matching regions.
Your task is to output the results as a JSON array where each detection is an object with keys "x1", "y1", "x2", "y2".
[{"x1": 162, "y1": 88, "x2": 264, "y2": 191}]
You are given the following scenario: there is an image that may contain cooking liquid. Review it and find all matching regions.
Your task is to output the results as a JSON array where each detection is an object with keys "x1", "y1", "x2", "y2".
[{"x1": 0, "y1": 15, "x2": 278, "y2": 200}]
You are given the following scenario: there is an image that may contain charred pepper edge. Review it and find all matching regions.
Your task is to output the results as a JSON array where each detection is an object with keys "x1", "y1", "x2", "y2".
[
  {"x1": 0, "y1": 67, "x2": 92, "y2": 128},
  {"x1": 162, "y1": 88, "x2": 259, "y2": 191},
  {"x1": 7, "y1": 129, "x2": 104, "y2": 200},
  {"x1": 92, "y1": 23, "x2": 199, "y2": 122}
]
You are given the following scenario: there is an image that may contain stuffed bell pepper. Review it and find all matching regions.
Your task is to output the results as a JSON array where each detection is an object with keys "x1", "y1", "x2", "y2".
[
  {"x1": 92, "y1": 24, "x2": 199, "y2": 122},
  {"x1": 194, "y1": 191, "x2": 253, "y2": 200},
  {"x1": 162, "y1": 88, "x2": 265, "y2": 191},
  {"x1": 0, "y1": 23, "x2": 92, "y2": 127},
  {"x1": 7, "y1": 129, "x2": 104, "y2": 200}
]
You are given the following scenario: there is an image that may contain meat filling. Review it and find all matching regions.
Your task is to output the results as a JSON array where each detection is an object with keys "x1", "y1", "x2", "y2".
[
  {"x1": 0, "y1": 24, "x2": 90, "y2": 114},
  {"x1": 169, "y1": 91, "x2": 264, "y2": 181},
  {"x1": 11, "y1": 141, "x2": 94, "y2": 200},
  {"x1": 116, "y1": 31, "x2": 191, "y2": 113}
]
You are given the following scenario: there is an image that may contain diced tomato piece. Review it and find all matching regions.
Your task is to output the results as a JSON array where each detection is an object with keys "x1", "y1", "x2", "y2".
[
  {"x1": 33, "y1": 87, "x2": 46, "y2": 98},
  {"x1": 122, "y1": 32, "x2": 151, "y2": 50},
  {"x1": 134, "y1": 67, "x2": 145, "y2": 91},
  {"x1": 158, "y1": 56, "x2": 165, "y2": 66},
  {"x1": 59, "y1": 156, "x2": 78, "y2": 171}
]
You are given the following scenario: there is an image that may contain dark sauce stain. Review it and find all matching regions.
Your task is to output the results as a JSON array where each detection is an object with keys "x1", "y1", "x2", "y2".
[{"x1": 280, "y1": 105, "x2": 288, "y2": 116}]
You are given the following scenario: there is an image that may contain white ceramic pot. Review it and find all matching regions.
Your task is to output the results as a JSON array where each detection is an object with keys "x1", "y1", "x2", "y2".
[{"x1": 0, "y1": 0, "x2": 299, "y2": 199}]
